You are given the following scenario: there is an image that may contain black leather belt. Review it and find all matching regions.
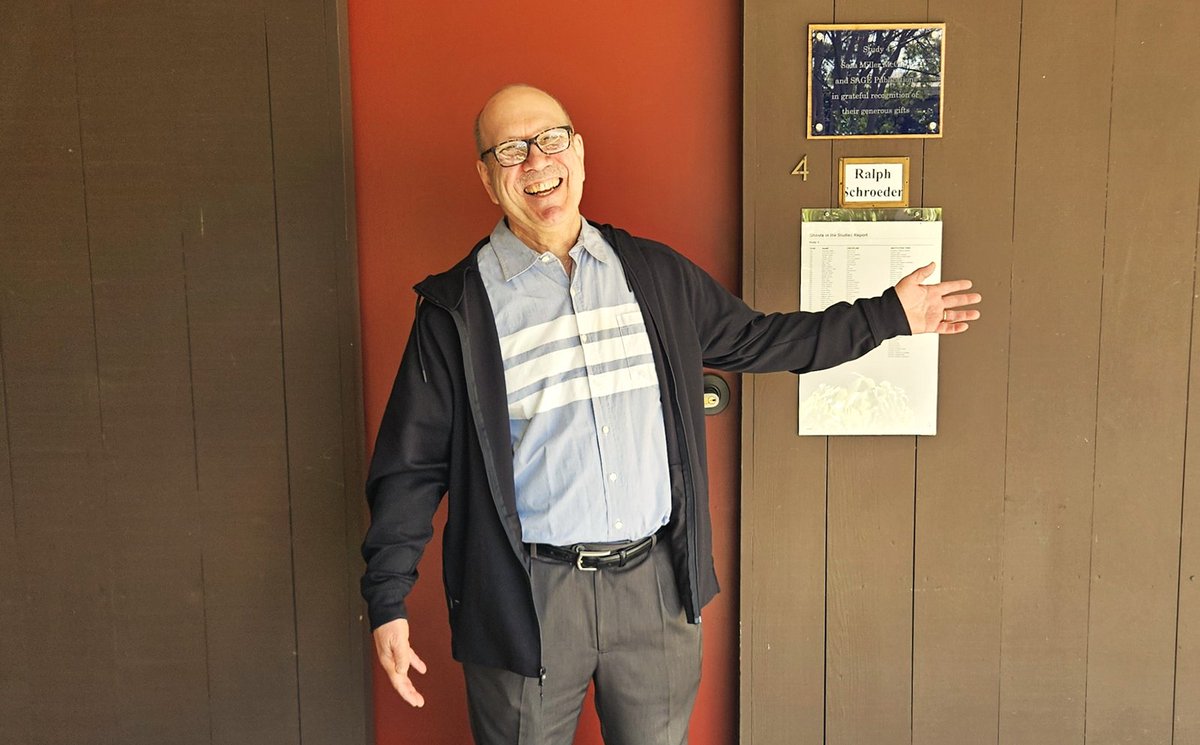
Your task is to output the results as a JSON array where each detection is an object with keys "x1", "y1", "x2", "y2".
[{"x1": 530, "y1": 533, "x2": 657, "y2": 571}]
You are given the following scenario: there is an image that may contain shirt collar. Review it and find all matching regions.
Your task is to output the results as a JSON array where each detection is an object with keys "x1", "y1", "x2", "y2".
[{"x1": 488, "y1": 218, "x2": 613, "y2": 283}]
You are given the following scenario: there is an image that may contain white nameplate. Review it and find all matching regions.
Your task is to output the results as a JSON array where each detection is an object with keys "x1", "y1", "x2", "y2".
[{"x1": 839, "y1": 157, "x2": 909, "y2": 207}]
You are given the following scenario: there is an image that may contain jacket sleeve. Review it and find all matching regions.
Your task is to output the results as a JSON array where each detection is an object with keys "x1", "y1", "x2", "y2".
[
  {"x1": 360, "y1": 300, "x2": 455, "y2": 630},
  {"x1": 674, "y1": 249, "x2": 912, "y2": 373}
]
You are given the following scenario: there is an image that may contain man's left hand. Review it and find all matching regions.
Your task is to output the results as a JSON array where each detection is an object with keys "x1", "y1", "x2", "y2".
[{"x1": 895, "y1": 262, "x2": 982, "y2": 334}]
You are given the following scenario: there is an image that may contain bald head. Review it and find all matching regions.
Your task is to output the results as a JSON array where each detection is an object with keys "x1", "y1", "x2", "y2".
[{"x1": 474, "y1": 84, "x2": 573, "y2": 156}]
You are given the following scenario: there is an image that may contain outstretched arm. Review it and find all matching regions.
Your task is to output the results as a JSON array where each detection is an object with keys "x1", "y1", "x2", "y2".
[{"x1": 895, "y1": 262, "x2": 982, "y2": 334}]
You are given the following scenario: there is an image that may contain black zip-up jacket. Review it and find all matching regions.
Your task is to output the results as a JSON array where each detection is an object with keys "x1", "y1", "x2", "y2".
[{"x1": 362, "y1": 222, "x2": 911, "y2": 677}]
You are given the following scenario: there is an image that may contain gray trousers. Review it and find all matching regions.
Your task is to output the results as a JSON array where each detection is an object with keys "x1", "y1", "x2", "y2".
[{"x1": 463, "y1": 539, "x2": 702, "y2": 745}]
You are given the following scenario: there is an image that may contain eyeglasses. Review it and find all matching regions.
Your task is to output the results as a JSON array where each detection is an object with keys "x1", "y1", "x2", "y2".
[{"x1": 480, "y1": 125, "x2": 575, "y2": 167}]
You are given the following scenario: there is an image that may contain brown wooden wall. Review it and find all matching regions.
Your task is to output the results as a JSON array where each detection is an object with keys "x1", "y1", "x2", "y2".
[
  {"x1": 741, "y1": 0, "x2": 1200, "y2": 743},
  {"x1": 0, "y1": 2, "x2": 368, "y2": 744}
]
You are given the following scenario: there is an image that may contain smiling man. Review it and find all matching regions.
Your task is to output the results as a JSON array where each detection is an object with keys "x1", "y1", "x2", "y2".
[
  {"x1": 361, "y1": 84, "x2": 981, "y2": 745},
  {"x1": 473, "y1": 86, "x2": 585, "y2": 258}
]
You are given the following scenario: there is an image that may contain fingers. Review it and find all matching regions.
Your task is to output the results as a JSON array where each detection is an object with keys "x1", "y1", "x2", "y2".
[
  {"x1": 942, "y1": 291, "x2": 982, "y2": 308},
  {"x1": 409, "y1": 648, "x2": 428, "y2": 675},
  {"x1": 932, "y1": 278, "x2": 973, "y2": 295},
  {"x1": 940, "y1": 309, "x2": 981, "y2": 324},
  {"x1": 393, "y1": 670, "x2": 426, "y2": 708},
  {"x1": 899, "y1": 261, "x2": 937, "y2": 286},
  {"x1": 387, "y1": 644, "x2": 427, "y2": 708},
  {"x1": 938, "y1": 303, "x2": 980, "y2": 333},
  {"x1": 372, "y1": 619, "x2": 428, "y2": 708}
]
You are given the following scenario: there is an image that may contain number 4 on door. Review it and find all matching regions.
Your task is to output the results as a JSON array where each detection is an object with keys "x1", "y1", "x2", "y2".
[{"x1": 791, "y1": 155, "x2": 809, "y2": 180}]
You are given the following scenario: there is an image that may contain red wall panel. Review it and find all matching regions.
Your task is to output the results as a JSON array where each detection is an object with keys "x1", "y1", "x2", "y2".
[{"x1": 348, "y1": 2, "x2": 741, "y2": 742}]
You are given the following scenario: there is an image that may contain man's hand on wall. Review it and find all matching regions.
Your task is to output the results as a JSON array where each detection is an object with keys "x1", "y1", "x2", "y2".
[
  {"x1": 895, "y1": 262, "x2": 982, "y2": 334},
  {"x1": 374, "y1": 618, "x2": 428, "y2": 707}
]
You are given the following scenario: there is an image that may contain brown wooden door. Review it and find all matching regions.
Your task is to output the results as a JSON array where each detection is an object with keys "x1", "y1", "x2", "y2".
[{"x1": 740, "y1": 1, "x2": 1200, "y2": 743}]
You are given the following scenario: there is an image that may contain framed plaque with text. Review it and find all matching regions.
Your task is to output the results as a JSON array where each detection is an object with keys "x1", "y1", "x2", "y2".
[{"x1": 808, "y1": 23, "x2": 945, "y2": 139}]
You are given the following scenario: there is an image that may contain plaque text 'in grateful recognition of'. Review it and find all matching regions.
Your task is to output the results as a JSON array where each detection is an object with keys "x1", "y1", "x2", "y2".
[
  {"x1": 808, "y1": 23, "x2": 945, "y2": 139},
  {"x1": 799, "y1": 208, "x2": 942, "y2": 436}
]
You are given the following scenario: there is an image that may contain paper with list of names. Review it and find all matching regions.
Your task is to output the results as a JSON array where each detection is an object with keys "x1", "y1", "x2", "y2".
[{"x1": 799, "y1": 208, "x2": 942, "y2": 435}]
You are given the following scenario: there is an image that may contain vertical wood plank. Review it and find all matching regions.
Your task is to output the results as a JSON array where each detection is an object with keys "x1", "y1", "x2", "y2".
[
  {"x1": 999, "y1": 1, "x2": 1115, "y2": 742},
  {"x1": 1179, "y1": 185, "x2": 1200, "y2": 745},
  {"x1": 822, "y1": 3, "x2": 926, "y2": 742},
  {"x1": 325, "y1": 0, "x2": 373, "y2": 735},
  {"x1": 738, "y1": 2, "x2": 759, "y2": 738},
  {"x1": 1083, "y1": 1, "x2": 1200, "y2": 743},
  {"x1": 822, "y1": 139, "x2": 922, "y2": 745},
  {"x1": 0, "y1": 277, "x2": 20, "y2": 742},
  {"x1": 750, "y1": 378, "x2": 829, "y2": 745},
  {"x1": 0, "y1": 1, "x2": 22, "y2": 704},
  {"x1": 0, "y1": 2, "x2": 119, "y2": 742},
  {"x1": 70, "y1": 5, "x2": 212, "y2": 742},
  {"x1": 825, "y1": 439, "x2": 915, "y2": 745},
  {"x1": 176, "y1": 4, "x2": 300, "y2": 743},
  {"x1": 742, "y1": 1, "x2": 835, "y2": 742},
  {"x1": 913, "y1": 1, "x2": 1020, "y2": 742},
  {"x1": 265, "y1": 0, "x2": 367, "y2": 741}
]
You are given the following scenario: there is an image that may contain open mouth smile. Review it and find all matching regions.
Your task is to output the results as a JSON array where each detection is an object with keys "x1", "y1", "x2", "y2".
[{"x1": 523, "y1": 177, "x2": 563, "y2": 197}]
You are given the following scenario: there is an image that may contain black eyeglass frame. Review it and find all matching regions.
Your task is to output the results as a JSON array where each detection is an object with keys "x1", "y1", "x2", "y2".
[{"x1": 479, "y1": 125, "x2": 576, "y2": 167}]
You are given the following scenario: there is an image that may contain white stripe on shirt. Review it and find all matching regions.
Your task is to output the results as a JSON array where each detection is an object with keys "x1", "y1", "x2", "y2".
[
  {"x1": 498, "y1": 302, "x2": 642, "y2": 359},
  {"x1": 504, "y1": 333, "x2": 653, "y2": 395},
  {"x1": 508, "y1": 363, "x2": 659, "y2": 420}
]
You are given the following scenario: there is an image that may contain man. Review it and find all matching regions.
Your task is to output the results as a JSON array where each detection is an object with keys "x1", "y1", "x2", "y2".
[{"x1": 362, "y1": 84, "x2": 980, "y2": 744}]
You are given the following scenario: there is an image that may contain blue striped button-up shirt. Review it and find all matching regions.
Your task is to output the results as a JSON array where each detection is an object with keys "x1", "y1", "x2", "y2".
[{"x1": 476, "y1": 219, "x2": 671, "y2": 545}]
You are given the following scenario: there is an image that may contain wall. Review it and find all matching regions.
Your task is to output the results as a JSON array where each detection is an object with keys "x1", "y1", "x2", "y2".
[
  {"x1": 0, "y1": 2, "x2": 366, "y2": 744},
  {"x1": 741, "y1": 0, "x2": 1200, "y2": 743},
  {"x1": 347, "y1": 0, "x2": 742, "y2": 742}
]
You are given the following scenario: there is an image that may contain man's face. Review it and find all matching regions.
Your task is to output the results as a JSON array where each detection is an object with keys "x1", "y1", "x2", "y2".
[{"x1": 475, "y1": 87, "x2": 586, "y2": 248}]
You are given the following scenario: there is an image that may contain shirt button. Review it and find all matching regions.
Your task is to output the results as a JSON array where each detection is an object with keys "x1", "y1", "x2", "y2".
[
  {"x1": 601, "y1": 425, "x2": 611, "y2": 435},
  {"x1": 539, "y1": 254, "x2": 553, "y2": 263},
  {"x1": 614, "y1": 521, "x2": 623, "y2": 530},
  {"x1": 608, "y1": 473, "x2": 617, "y2": 482},
  {"x1": 581, "y1": 333, "x2": 589, "y2": 342}
]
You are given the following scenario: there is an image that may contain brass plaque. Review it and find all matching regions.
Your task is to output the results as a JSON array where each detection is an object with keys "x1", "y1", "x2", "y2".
[{"x1": 808, "y1": 23, "x2": 945, "y2": 139}]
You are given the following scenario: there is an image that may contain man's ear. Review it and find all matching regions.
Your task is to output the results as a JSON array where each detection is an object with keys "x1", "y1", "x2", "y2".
[
  {"x1": 574, "y1": 133, "x2": 585, "y2": 164},
  {"x1": 476, "y1": 159, "x2": 500, "y2": 205}
]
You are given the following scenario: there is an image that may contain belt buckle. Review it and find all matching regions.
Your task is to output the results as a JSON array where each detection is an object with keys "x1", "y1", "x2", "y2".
[{"x1": 574, "y1": 548, "x2": 610, "y2": 572}]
